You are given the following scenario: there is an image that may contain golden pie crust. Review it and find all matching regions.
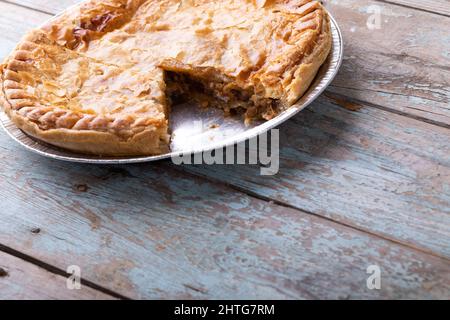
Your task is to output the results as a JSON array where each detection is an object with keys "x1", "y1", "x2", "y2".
[{"x1": 0, "y1": 0, "x2": 332, "y2": 156}]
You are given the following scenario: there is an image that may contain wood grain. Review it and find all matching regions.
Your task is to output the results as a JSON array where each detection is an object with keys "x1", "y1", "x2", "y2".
[
  {"x1": 0, "y1": 251, "x2": 113, "y2": 299},
  {"x1": 181, "y1": 94, "x2": 450, "y2": 258},
  {"x1": 323, "y1": 0, "x2": 450, "y2": 126},
  {"x1": 0, "y1": 0, "x2": 449, "y2": 300},
  {"x1": 0, "y1": 138, "x2": 448, "y2": 299},
  {"x1": 0, "y1": 2, "x2": 50, "y2": 60},
  {"x1": 377, "y1": 0, "x2": 450, "y2": 16}
]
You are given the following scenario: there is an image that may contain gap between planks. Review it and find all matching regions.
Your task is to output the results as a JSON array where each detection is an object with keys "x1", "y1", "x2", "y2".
[
  {"x1": 0, "y1": 243, "x2": 128, "y2": 299},
  {"x1": 0, "y1": 0, "x2": 447, "y2": 299},
  {"x1": 0, "y1": 0, "x2": 54, "y2": 15},
  {"x1": 0, "y1": 154, "x2": 449, "y2": 299},
  {"x1": 168, "y1": 163, "x2": 450, "y2": 262},
  {"x1": 0, "y1": 0, "x2": 448, "y2": 256},
  {"x1": 327, "y1": 88, "x2": 450, "y2": 130},
  {"x1": 0, "y1": 250, "x2": 115, "y2": 299},
  {"x1": 0, "y1": 149, "x2": 448, "y2": 298},
  {"x1": 1, "y1": 0, "x2": 448, "y2": 129}
]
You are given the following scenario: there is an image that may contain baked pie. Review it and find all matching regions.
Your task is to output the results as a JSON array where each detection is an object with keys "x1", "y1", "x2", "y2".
[{"x1": 0, "y1": 0, "x2": 332, "y2": 156}]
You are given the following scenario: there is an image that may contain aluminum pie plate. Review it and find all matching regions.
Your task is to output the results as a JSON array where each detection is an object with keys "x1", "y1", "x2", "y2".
[{"x1": 0, "y1": 14, "x2": 343, "y2": 164}]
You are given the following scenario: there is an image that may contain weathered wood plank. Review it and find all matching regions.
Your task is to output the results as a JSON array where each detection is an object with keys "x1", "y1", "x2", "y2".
[
  {"x1": 377, "y1": 0, "x2": 450, "y2": 16},
  {"x1": 0, "y1": 251, "x2": 113, "y2": 299},
  {"x1": 0, "y1": 136, "x2": 449, "y2": 299},
  {"x1": 3, "y1": 0, "x2": 450, "y2": 126},
  {"x1": 181, "y1": 94, "x2": 450, "y2": 258},
  {"x1": 323, "y1": 0, "x2": 450, "y2": 126},
  {"x1": 1, "y1": 0, "x2": 449, "y2": 254},
  {"x1": 2, "y1": 0, "x2": 448, "y2": 297}
]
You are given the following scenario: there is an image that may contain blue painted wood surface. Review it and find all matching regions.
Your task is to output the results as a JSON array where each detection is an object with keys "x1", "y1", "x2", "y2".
[
  {"x1": 0, "y1": 251, "x2": 113, "y2": 299},
  {"x1": 183, "y1": 94, "x2": 450, "y2": 257},
  {"x1": 0, "y1": 138, "x2": 449, "y2": 299},
  {"x1": 0, "y1": 0, "x2": 449, "y2": 299}
]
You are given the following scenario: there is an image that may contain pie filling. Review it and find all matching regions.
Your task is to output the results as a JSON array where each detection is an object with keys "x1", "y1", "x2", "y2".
[{"x1": 164, "y1": 71, "x2": 280, "y2": 123}]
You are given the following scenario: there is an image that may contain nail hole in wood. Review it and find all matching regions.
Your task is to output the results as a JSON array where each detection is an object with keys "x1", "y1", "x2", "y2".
[{"x1": 0, "y1": 268, "x2": 9, "y2": 277}]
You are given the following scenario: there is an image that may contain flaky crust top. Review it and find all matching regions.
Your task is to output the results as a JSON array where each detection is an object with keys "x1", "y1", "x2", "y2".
[{"x1": 43, "y1": 0, "x2": 331, "y2": 102}]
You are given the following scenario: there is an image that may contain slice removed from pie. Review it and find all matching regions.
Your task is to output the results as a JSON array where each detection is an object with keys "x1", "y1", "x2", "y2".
[{"x1": 1, "y1": 0, "x2": 332, "y2": 156}]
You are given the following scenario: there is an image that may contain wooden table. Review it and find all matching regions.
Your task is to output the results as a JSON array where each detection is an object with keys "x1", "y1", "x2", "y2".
[{"x1": 0, "y1": 0, "x2": 449, "y2": 300}]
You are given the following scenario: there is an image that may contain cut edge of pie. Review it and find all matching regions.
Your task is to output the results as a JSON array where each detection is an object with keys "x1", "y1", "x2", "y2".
[{"x1": 0, "y1": 0, "x2": 332, "y2": 156}]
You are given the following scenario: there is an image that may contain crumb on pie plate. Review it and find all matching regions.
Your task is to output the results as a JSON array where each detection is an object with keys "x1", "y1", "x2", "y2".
[{"x1": 0, "y1": 0, "x2": 332, "y2": 156}]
